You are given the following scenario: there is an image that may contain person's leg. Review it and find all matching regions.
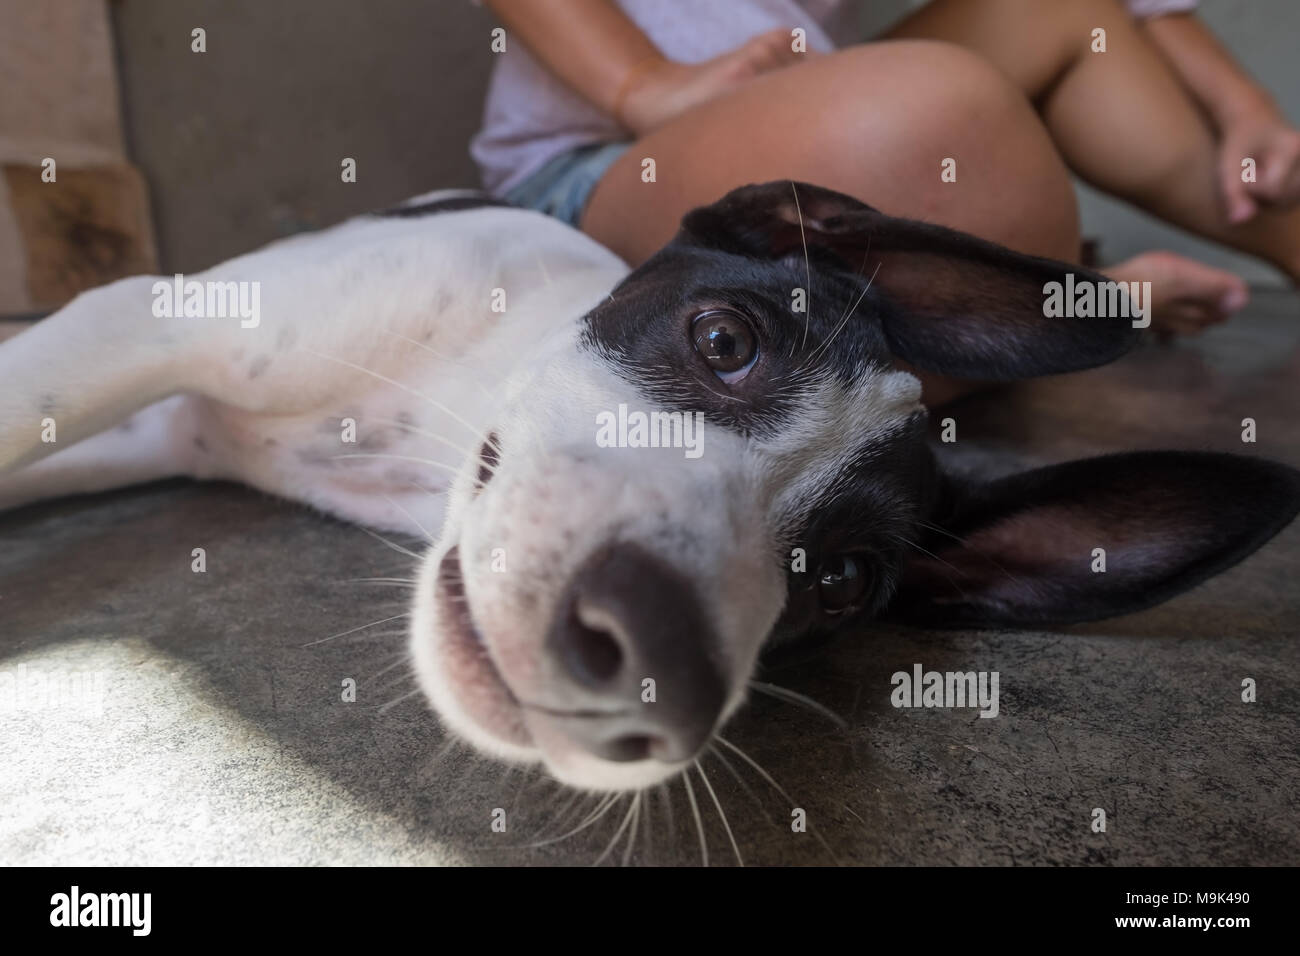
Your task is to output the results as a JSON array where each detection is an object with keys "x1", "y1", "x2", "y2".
[
  {"x1": 886, "y1": 0, "x2": 1300, "y2": 282},
  {"x1": 581, "y1": 40, "x2": 1079, "y2": 404},
  {"x1": 583, "y1": 40, "x2": 1079, "y2": 264}
]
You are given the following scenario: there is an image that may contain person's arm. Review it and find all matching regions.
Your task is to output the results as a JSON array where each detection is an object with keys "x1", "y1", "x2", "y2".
[
  {"x1": 485, "y1": 0, "x2": 662, "y2": 120},
  {"x1": 1142, "y1": 13, "x2": 1300, "y2": 222},
  {"x1": 484, "y1": 0, "x2": 808, "y2": 136},
  {"x1": 1143, "y1": 14, "x2": 1275, "y2": 140}
]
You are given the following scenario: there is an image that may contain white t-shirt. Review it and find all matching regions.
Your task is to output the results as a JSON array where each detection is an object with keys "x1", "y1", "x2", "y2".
[{"x1": 471, "y1": 0, "x2": 1198, "y2": 196}]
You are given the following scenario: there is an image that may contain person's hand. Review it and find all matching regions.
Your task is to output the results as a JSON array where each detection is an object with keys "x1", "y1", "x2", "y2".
[
  {"x1": 1219, "y1": 100, "x2": 1300, "y2": 223},
  {"x1": 618, "y1": 28, "x2": 813, "y2": 136}
]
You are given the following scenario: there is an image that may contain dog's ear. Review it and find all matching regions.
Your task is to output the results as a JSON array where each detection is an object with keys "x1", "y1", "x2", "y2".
[
  {"x1": 887, "y1": 451, "x2": 1300, "y2": 628},
  {"x1": 678, "y1": 180, "x2": 1141, "y2": 380}
]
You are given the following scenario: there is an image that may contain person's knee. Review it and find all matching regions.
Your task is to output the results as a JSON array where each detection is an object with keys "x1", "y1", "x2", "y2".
[
  {"x1": 815, "y1": 40, "x2": 1045, "y2": 174},
  {"x1": 813, "y1": 41, "x2": 1079, "y2": 257},
  {"x1": 833, "y1": 39, "x2": 1029, "y2": 122}
]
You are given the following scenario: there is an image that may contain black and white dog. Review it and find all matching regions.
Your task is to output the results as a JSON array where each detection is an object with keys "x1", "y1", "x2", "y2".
[{"x1": 2, "y1": 181, "x2": 1296, "y2": 791}]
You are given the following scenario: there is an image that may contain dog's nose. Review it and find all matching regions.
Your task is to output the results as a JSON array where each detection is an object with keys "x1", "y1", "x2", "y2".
[{"x1": 547, "y1": 543, "x2": 726, "y2": 763}]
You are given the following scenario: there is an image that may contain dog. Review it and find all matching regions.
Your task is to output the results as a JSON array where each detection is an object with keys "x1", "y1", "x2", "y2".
[{"x1": 2, "y1": 180, "x2": 1297, "y2": 792}]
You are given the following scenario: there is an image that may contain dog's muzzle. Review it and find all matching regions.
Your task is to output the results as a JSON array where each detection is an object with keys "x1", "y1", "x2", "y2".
[{"x1": 539, "y1": 543, "x2": 726, "y2": 764}]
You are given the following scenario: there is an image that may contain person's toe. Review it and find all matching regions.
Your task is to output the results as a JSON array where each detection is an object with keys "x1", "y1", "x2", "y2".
[{"x1": 1107, "y1": 251, "x2": 1248, "y2": 336}]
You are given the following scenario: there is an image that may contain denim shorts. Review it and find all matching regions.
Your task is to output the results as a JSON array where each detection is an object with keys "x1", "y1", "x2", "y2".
[{"x1": 503, "y1": 141, "x2": 630, "y2": 228}]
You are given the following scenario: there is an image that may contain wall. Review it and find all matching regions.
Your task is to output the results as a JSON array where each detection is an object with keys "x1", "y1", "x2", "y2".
[
  {"x1": 111, "y1": 0, "x2": 495, "y2": 273},
  {"x1": 112, "y1": 0, "x2": 1300, "y2": 284},
  {"x1": 0, "y1": 0, "x2": 157, "y2": 313}
]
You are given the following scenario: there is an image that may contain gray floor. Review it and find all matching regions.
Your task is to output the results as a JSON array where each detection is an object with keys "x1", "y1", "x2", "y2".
[{"x1": 2, "y1": 293, "x2": 1298, "y2": 866}]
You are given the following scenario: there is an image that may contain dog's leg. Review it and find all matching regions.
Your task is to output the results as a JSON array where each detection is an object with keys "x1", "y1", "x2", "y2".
[
  {"x1": 0, "y1": 275, "x2": 196, "y2": 475},
  {"x1": 0, "y1": 396, "x2": 204, "y2": 512}
]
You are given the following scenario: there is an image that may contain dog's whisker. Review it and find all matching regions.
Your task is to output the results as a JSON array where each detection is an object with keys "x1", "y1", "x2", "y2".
[
  {"x1": 365, "y1": 415, "x2": 487, "y2": 464},
  {"x1": 884, "y1": 528, "x2": 988, "y2": 602},
  {"x1": 680, "y1": 766, "x2": 709, "y2": 867},
  {"x1": 331, "y1": 452, "x2": 461, "y2": 478},
  {"x1": 889, "y1": 534, "x2": 970, "y2": 599},
  {"x1": 560, "y1": 792, "x2": 605, "y2": 837},
  {"x1": 533, "y1": 249, "x2": 555, "y2": 288},
  {"x1": 375, "y1": 672, "x2": 419, "y2": 697},
  {"x1": 914, "y1": 518, "x2": 968, "y2": 547},
  {"x1": 421, "y1": 736, "x2": 464, "y2": 779},
  {"x1": 748, "y1": 680, "x2": 848, "y2": 729},
  {"x1": 383, "y1": 331, "x2": 497, "y2": 402},
  {"x1": 362, "y1": 654, "x2": 412, "y2": 687},
  {"x1": 532, "y1": 786, "x2": 587, "y2": 843},
  {"x1": 695, "y1": 759, "x2": 744, "y2": 867},
  {"x1": 524, "y1": 792, "x2": 621, "y2": 848},
  {"x1": 316, "y1": 628, "x2": 409, "y2": 645},
  {"x1": 910, "y1": 520, "x2": 1027, "y2": 591},
  {"x1": 658, "y1": 781, "x2": 676, "y2": 856},
  {"x1": 840, "y1": 242, "x2": 872, "y2": 327},
  {"x1": 805, "y1": 259, "x2": 881, "y2": 366},
  {"x1": 804, "y1": 267, "x2": 874, "y2": 370},
  {"x1": 303, "y1": 611, "x2": 410, "y2": 647},
  {"x1": 358, "y1": 525, "x2": 424, "y2": 561},
  {"x1": 397, "y1": 476, "x2": 461, "y2": 507},
  {"x1": 369, "y1": 670, "x2": 418, "y2": 697},
  {"x1": 377, "y1": 686, "x2": 423, "y2": 715},
  {"x1": 620, "y1": 791, "x2": 644, "y2": 867},
  {"x1": 715, "y1": 734, "x2": 842, "y2": 865},
  {"x1": 303, "y1": 347, "x2": 485, "y2": 440},
  {"x1": 791, "y1": 181, "x2": 813, "y2": 357},
  {"x1": 511, "y1": 777, "x2": 553, "y2": 825},
  {"x1": 641, "y1": 787, "x2": 656, "y2": 864},
  {"x1": 696, "y1": 378, "x2": 748, "y2": 404},
  {"x1": 380, "y1": 493, "x2": 437, "y2": 543},
  {"x1": 706, "y1": 743, "x2": 775, "y2": 822}
]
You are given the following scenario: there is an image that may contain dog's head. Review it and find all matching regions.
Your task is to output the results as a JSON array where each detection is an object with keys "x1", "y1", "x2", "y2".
[{"x1": 411, "y1": 182, "x2": 1300, "y2": 790}]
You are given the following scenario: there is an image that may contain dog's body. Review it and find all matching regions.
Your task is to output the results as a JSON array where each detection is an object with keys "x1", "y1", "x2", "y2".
[
  {"x1": 0, "y1": 190, "x2": 625, "y2": 535},
  {"x1": 3, "y1": 182, "x2": 1298, "y2": 791}
]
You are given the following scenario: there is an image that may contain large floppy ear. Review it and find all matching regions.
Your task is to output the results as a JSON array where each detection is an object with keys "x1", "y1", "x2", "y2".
[
  {"x1": 887, "y1": 451, "x2": 1300, "y2": 628},
  {"x1": 678, "y1": 180, "x2": 1142, "y2": 380}
]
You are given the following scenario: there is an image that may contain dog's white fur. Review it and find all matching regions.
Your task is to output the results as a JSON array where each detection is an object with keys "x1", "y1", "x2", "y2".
[
  {"x1": 0, "y1": 194, "x2": 617, "y2": 528},
  {"x1": 0, "y1": 193, "x2": 922, "y2": 790}
]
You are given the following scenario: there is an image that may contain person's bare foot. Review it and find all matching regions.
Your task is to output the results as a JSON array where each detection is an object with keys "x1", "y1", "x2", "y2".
[
  {"x1": 1106, "y1": 250, "x2": 1250, "y2": 337},
  {"x1": 900, "y1": 251, "x2": 1253, "y2": 408}
]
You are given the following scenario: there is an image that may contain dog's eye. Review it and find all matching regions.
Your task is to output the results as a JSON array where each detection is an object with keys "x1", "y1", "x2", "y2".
[
  {"x1": 818, "y1": 554, "x2": 870, "y2": 613},
  {"x1": 692, "y1": 310, "x2": 757, "y2": 379}
]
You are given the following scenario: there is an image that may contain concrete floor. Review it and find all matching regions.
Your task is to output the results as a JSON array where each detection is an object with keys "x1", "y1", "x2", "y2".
[{"x1": 2, "y1": 293, "x2": 1298, "y2": 866}]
